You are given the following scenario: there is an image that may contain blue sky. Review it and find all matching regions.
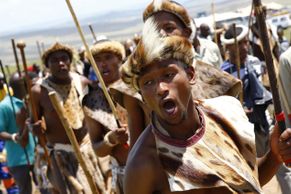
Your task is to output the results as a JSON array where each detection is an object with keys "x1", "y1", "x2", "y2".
[{"x1": 0, "y1": 0, "x2": 152, "y2": 35}]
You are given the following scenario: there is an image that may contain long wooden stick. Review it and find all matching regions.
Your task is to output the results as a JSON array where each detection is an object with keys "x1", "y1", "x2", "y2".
[
  {"x1": 232, "y1": 24, "x2": 243, "y2": 104},
  {"x1": 36, "y1": 41, "x2": 45, "y2": 71},
  {"x1": 5, "y1": 65, "x2": 11, "y2": 77},
  {"x1": 253, "y1": 0, "x2": 289, "y2": 166},
  {"x1": 89, "y1": 24, "x2": 97, "y2": 42},
  {"x1": 49, "y1": 92, "x2": 99, "y2": 194},
  {"x1": 16, "y1": 41, "x2": 51, "y2": 167},
  {"x1": 11, "y1": 39, "x2": 21, "y2": 76},
  {"x1": 211, "y1": 1, "x2": 218, "y2": 45},
  {"x1": 65, "y1": 0, "x2": 120, "y2": 123}
]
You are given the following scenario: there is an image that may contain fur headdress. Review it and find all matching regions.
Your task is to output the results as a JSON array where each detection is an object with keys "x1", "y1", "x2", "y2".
[
  {"x1": 42, "y1": 42, "x2": 73, "y2": 67},
  {"x1": 121, "y1": 18, "x2": 195, "y2": 91},
  {"x1": 221, "y1": 25, "x2": 248, "y2": 45},
  {"x1": 143, "y1": 0, "x2": 196, "y2": 41},
  {"x1": 89, "y1": 39, "x2": 126, "y2": 61}
]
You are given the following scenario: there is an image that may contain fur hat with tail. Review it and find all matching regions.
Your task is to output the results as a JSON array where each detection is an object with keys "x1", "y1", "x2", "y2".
[
  {"x1": 143, "y1": 0, "x2": 196, "y2": 41},
  {"x1": 121, "y1": 17, "x2": 195, "y2": 91}
]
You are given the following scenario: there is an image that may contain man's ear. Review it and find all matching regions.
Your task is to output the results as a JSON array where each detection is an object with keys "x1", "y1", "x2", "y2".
[
  {"x1": 183, "y1": 27, "x2": 192, "y2": 39},
  {"x1": 185, "y1": 65, "x2": 196, "y2": 85}
]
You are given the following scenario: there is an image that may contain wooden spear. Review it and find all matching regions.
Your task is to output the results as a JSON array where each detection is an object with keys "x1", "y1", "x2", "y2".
[
  {"x1": 11, "y1": 39, "x2": 21, "y2": 76},
  {"x1": 5, "y1": 65, "x2": 11, "y2": 77},
  {"x1": 65, "y1": 0, "x2": 121, "y2": 127},
  {"x1": 211, "y1": 1, "x2": 218, "y2": 45},
  {"x1": 36, "y1": 41, "x2": 45, "y2": 71},
  {"x1": 253, "y1": 0, "x2": 289, "y2": 166},
  {"x1": 16, "y1": 41, "x2": 51, "y2": 167},
  {"x1": 232, "y1": 23, "x2": 243, "y2": 104},
  {"x1": 49, "y1": 91, "x2": 99, "y2": 194},
  {"x1": 88, "y1": 24, "x2": 97, "y2": 42}
]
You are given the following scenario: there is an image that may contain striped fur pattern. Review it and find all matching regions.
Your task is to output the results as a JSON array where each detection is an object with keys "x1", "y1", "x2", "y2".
[
  {"x1": 121, "y1": 18, "x2": 195, "y2": 91},
  {"x1": 143, "y1": 0, "x2": 196, "y2": 41}
]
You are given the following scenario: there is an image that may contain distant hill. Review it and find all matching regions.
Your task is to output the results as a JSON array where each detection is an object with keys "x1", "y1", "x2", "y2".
[{"x1": 0, "y1": 0, "x2": 290, "y2": 66}]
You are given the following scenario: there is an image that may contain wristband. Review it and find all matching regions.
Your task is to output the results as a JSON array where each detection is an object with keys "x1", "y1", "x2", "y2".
[
  {"x1": 11, "y1": 133, "x2": 18, "y2": 143},
  {"x1": 104, "y1": 131, "x2": 118, "y2": 147}
]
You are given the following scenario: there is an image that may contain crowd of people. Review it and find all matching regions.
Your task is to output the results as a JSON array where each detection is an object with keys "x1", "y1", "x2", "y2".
[{"x1": 0, "y1": 0, "x2": 291, "y2": 194}]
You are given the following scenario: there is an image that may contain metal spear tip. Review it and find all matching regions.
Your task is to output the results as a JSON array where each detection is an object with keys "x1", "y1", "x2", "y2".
[{"x1": 16, "y1": 41, "x2": 26, "y2": 48}]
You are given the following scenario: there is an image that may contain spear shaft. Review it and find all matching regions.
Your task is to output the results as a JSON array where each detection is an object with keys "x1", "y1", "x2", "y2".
[
  {"x1": 89, "y1": 24, "x2": 97, "y2": 42},
  {"x1": 16, "y1": 42, "x2": 51, "y2": 167},
  {"x1": 11, "y1": 39, "x2": 21, "y2": 76},
  {"x1": 253, "y1": 0, "x2": 289, "y2": 166}
]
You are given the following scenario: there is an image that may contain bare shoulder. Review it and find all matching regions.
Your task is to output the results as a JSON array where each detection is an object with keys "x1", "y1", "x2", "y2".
[
  {"x1": 31, "y1": 83, "x2": 41, "y2": 94},
  {"x1": 124, "y1": 126, "x2": 161, "y2": 194},
  {"x1": 80, "y1": 74, "x2": 91, "y2": 88}
]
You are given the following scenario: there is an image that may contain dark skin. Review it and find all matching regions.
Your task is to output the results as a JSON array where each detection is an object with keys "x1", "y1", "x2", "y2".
[
  {"x1": 124, "y1": 59, "x2": 291, "y2": 194},
  {"x1": 31, "y1": 50, "x2": 90, "y2": 144},
  {"x1": 199, "y1": 23, "x2": 210, "y2": 39},
  {"x1": 86, "y1": 51, "x2": 128, "y2": 165},
  {"x1": 226, "y1": 36, "x2": 249, "y2": 66},
  {"x1": 124, "y1": 11, "x2": 192, "y2": 148}
]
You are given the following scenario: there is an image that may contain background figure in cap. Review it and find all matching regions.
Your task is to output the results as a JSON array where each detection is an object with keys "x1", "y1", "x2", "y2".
[
  {"x1": 0, "y1": 72, "x2": 35, "y2": 194},
  {"x1": 221, "y1": 24, "x2": 272, "y2": 156},
  {"x1": 221, "y1": 25, "x2": 291, "y2": 194}
]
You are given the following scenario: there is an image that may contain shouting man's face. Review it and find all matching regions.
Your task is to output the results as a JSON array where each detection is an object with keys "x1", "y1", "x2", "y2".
[
  {"x1": 138, "y1": 59, "x2": 195, "y2": 126},
  {"x1": 94, "y1": 51, "x2": 121, "y2": 86}
]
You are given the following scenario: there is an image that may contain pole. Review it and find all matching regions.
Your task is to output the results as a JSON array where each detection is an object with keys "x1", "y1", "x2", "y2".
[
  {"x1": 211, "y1": 1, "x2": 218, "y2": 45},
  {"x1": 11, "y1": 39, "x2": 21, "y2": 76},
  {"x1": 5, "y1": 65, "x2": 11, "y2": 77},
  {"x1": 49, "y1": 92, "x2": 99, "y2": 194},
  {"x1": 232, "y1": 23, "x2": 243, "y2": 104},
  {"x1": 253, "y1": 0, "x2": 289, "y2": 166},
  {"x1": 41, "y1": 42, "x2": 45, "y2": 54},
  {"x1": 36, "y1": 41, "x2": 45, "y2": 71},
  {"x1": 65, "y1": 0, "x2": 121, "y2": 125},
  {"x1": 88, "y1": 24, "x2": 97, "y2": 42},
  {"x1": 16, "y1": 41, "x2": 51, "y2": 167}
]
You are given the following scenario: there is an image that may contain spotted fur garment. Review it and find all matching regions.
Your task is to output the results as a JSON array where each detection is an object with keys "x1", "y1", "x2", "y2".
[
  {"x1": 82, "y1": 85, "x2": 128, "y2": 131},
  {"x1": 151, "y1": 96, "x2": 262, "y2": 193},
  {"x1": 41, "y1": 72, "x2": 86, "y2": 130}
]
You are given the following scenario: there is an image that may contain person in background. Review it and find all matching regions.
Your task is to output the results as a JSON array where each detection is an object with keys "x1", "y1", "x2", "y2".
[{"x1": 0, "y1": 72, "x2": 35, "y2": 194}]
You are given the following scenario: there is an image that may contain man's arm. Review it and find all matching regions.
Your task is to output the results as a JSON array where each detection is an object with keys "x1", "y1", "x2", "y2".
[
  {"x1": 257, "y1": 125, "x2": 291, "y2": 186},
  {"x1": 124, "y1": 157, "x2": 156, "y2": 194},
  {"x1": 85, "y1": 115, "x2": 128, "y2": 157},
  {"x1": 123, "y1": 95, "x2": 145, "y2": 148},
  {"x1": 15, "y1": 106, "x2": 29, "y2": 147},
  {"x1": 30, "y1": 84, "x2": 45, "y2": 136}
]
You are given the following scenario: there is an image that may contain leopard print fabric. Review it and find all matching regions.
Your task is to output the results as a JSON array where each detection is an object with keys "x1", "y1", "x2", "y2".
[
  {"x1": 152, "y1": 96, "x2": 261, "y2": 193},
  {"x1": 82, "y1": 85, "x2": 127, "y2": 131}
]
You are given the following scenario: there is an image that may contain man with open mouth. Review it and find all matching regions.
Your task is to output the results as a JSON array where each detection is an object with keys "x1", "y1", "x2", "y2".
[
  {"x1": 82, "y1": 38, "x2": 129, "y2": 194},
  {"x1": 122, "y1": 18, "x2": 291, "y2": 194}
]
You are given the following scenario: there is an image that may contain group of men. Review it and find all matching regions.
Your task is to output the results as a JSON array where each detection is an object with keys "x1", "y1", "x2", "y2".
[{"x1": 1, "y1": 0, "x2": 291, "y2": 194}]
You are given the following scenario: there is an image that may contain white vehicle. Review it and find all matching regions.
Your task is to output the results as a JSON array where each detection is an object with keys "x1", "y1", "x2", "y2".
[{"x1": 267, "y1": 12, "x2": 291, "y2": 29}]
